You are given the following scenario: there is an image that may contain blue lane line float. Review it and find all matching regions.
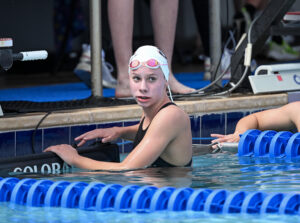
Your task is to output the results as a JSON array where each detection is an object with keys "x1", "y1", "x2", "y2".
[
  {"x1": 285, "y1": 132, "x2": 300, "y2": 158},
  {"x1": 186, "y1": 189, "x2": 212, "y2": 211},
  {"x1": 61, "y1": 182, "x2": 89, "y2": 208},
  {"x1": 27, "y1": 180, "x2": 54, "y2": 207},
  {"x1": 238, "y1": 129, "x2": 261, "y2": 157},
  {"x1": 44, "y1": 181, "x2": 71, "y2": 207},
  {"x1": 0, "y1": 177, "x2": 300, "y2": 215},
  {"x1": 238, "y1": 130, "x2": 300, "y2": 163},
  {"x1": 204, "y1": 189, "x2": 229, "y2": 213},
  {"x1": 10, "y1": 178, "x2": 37, "y2": 205},
  {"x1": 279, "y1": 193, "x2": 300, "y2": 215},
  {"x1": 167, "y1": 187, "x2": 193, "y2": 211},
  {"x1": 149, "y1": 187, "x2": 175, "y2": 211},
  {"x1": 0, "y1": 177, "x2": 19, "y2": 202},
  {"x1": 95, "y1": 184, "x2": 122, "y2": 211},
  {"x1": 223, "y1": 191, "x2": 248, "y2": 214},
  {"x1": 131, "y1": 186, "x2": 157, "y2": 213},
  {"x1": 114, "y1": 185, "x2": 140, "y2": 212},
  {"x1": 269, "y1": 131, "x2": 293, "y2": 158},
  {"x1": 260, "y1": 193, "x2": 285, "y2": 214},
  {"x1": 241, "y1": 191, "x2": 267, "y2": 214},
  {"x1": 254, "y1": 130, "x2": 277, "y2": 157},
  {"x1": 79, "y1": 182, "x2": 105, "y2": 211}
]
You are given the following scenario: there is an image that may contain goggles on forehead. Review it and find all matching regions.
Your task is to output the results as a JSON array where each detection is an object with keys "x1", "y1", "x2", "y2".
[{"x1": 129, "y1": 59, "x2": 168, "y2": 71}]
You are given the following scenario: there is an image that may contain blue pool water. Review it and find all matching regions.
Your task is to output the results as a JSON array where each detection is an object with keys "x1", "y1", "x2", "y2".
[
  {"x1": 2, "y1": 151, "x2": 300, "y2": 222},
  {"x1": 1, "y1": 204, "x2": 300, "y2": 223}
]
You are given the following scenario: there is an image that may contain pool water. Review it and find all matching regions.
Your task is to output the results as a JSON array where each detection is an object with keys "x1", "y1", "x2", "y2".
[
  {"x1": 1, "y1": 203, "x2": 300, "y2": 223},
  {"x1": 2, "y1": 151, "x2": 300, "y2": 222},
  {"x1": 19, "y1": 151, "x2": 300, "y2": 193}
]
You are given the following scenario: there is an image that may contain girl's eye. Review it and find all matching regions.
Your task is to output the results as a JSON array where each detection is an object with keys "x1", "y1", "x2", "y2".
[
  {"x1": 148, "y1": 76, "x2": 157, "y2": 82},
  {"x1": 132, "y1": 76, "x2": 141, "y2": 82}
]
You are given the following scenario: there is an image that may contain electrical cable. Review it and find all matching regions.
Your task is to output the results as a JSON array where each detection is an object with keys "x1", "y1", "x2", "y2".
[
  {"x1": 180, "y1": 29, "x2": 237, "y2": 96},
  {"x1": 173, "y1": 2, "x2": 263, "y2": 99},
  {"x1": 172, "y1": 0, "x2": 236, "y2": 98},
  {"x1": 185, "y1": 0, "x2": 231, "y2": 95},
  {"x1": 213, "y1": 12, "x2": 261, "y2": 96},
  {"x1": 31, "y1": 111, "x2": 52, "y2": 154}
]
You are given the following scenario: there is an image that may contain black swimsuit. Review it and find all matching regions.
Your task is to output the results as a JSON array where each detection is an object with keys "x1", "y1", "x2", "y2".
[{"x1": 132, "y1": 102, "x2": 192, "y2": 167}]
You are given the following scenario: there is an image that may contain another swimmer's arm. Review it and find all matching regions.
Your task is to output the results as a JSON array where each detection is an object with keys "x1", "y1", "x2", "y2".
[
  {"x1": 212, "y1": 103, "x2": 300, "y2": 144},
  {"x1": 211, "y1": 114, "x2": 259, "y2": 144},
  {"x1": 226, "y1": 110, "x2": 281, "y2": 141},
  {"x1": 283, "y1": 102, "x2": 300, "y2": 132},
  {"x1": 234, "y1": 114, "x2": 260, "y2": 135},
  {"x1": 233, "y1": 102, "x2": 299, "y2": 135}
]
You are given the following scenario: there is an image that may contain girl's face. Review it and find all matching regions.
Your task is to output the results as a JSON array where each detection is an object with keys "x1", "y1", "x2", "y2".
[{"x1": 129, "y1": 65, "x2": 167, "y2": 108}]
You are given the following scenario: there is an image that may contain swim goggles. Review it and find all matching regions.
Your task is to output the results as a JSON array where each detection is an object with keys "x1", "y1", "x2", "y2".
[{"x1": 129, "y1": 59, "x2": 168, "y2": 71}]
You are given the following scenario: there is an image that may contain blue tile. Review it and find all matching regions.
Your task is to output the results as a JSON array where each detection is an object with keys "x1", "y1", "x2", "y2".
[
  {"x1": 190, "y1": 116, "x2": 201, "y2": 144},
  {"x1": 16, "y1": 129, "x2": 42, "y2": 156},
  {"x1": 70, "y1": 124, "x2": 96, "y2": 148},
  {"x1": 123, "y1": 120, "x2": 139, "y2": 127},
  {"x1": 123, "y1": 140, "x2": 133, "y2": 153},
  {"x1": 98, "y1": 122, "x2": 123, "y2": 129},
  {"x1": 119, "y1": 140, "x2": 125, "y2": 153},
  {"x1": 245, "y1": 111, "x2": 251, "y2": 116},
  {"x1": 123, "y1": 120, "x2": 139, "y2": 153},
  {"x1": 201, "y1": 113, "x2": 225, "y2": 144},
  {"x1": 0, "y1": 132, "x2": 15, "y2": 158},
  {"x1": 43, "y1": 127, "x2": 69, "y2": 149},
  {"x1": 226, "y1": 112, "x2": 244, "y2": 135}
]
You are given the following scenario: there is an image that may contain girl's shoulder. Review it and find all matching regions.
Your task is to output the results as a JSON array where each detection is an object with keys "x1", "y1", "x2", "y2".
[{"x1": 155, "y1": 104, "x2": 189, "y2": 123}]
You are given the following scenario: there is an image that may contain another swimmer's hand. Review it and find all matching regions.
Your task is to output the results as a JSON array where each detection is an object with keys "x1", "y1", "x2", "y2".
[
  {"x1": 210, "y1": 132, "x2": 240, "y2": 148},
  {"x1": 44, "y1": 144, "x2": 79, "y2": 166},
  {"x1": 75, "y1": 127, "x2": 120, "y2": 147}
]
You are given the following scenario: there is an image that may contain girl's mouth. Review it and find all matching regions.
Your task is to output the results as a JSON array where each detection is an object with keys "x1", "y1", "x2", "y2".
[{"x1": 137, "y1": 96, "x2": 150, "y2": 102}]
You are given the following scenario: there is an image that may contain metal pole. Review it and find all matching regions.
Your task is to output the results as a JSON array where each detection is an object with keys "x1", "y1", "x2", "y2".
[
  {"x1": 90, "y1": 0, "x2": 102, "y2": 96},
  {"x1": 209, "y1": 0, "x2": 222, "y2": 84}
]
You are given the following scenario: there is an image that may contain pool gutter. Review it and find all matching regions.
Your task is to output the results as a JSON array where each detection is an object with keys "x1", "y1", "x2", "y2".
[{"x1": 0, "y1": 93, "x2": 288, "y2": 132}]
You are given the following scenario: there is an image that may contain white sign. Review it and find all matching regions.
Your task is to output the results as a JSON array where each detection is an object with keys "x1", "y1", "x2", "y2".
[
  {"x1": 0, "y1": 38, "x2": 13, "y2": 48},
  {"x1": 249, "y1": 63, "x2": 300, "y2": 94}
]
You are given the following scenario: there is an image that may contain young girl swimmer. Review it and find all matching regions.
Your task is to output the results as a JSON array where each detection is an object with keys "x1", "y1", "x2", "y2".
[{"x1": 44, "y1": 45, "x2": 192, "y2": 170}]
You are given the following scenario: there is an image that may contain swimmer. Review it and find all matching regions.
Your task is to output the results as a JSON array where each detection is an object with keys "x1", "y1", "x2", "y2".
[
  {"x1": 44, "y1": 45, "x2": 193, "y2": 170},
  {"x1": 211, "y1": 101, "x2": 300, "y2": 144}
]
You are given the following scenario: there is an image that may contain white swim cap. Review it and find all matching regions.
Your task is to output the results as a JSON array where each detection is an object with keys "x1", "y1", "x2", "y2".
[
  {"x1": 128, "y1": 45, "x2": 173, "y2": 102},
  {"x1": 128, "y1": 45, "x2": 170, "y2": 81}
]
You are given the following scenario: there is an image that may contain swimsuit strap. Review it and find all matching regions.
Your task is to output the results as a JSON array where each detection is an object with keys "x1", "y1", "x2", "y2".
[
  {"x1": 151, "y1": 156, "x2": 192, "y2": 167},
  {"x1": 158, "y1": 102, "x2": 176, "y2": 111},
  {"x1": 132, "y1": 102, "x2": 176, "y2": 150}
]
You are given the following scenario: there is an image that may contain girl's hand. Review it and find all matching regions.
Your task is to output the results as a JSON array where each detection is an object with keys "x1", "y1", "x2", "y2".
[
  {"x1": 211, "y1": 132, "x2": 240, "y2": 144},
  {"x1": 75, "y1": 127, "x2": 120, "y2": 147},
  {"x1": 44, "y1": 144, "x2": 79, "y2": 165}
]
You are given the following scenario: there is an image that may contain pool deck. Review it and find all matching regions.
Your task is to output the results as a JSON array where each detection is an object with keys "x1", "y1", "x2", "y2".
[{"x1": 0, "y1": 93, "x2": 288, "y2": 132}]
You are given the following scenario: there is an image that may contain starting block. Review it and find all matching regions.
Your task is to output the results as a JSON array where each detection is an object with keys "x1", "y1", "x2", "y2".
[{"x1": 249, "y1": 63, "x2": 300, "y2": 94}]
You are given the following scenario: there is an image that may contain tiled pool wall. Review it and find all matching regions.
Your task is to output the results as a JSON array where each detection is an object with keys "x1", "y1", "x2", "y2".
[{"x1": 0, "y1": 110, "x2": 259, "y2": 159}]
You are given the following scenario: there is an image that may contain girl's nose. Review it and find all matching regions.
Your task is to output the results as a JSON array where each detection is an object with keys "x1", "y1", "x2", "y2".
[{"x1": 139, "y1": 79, "x2": 148, "y2": 92}]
